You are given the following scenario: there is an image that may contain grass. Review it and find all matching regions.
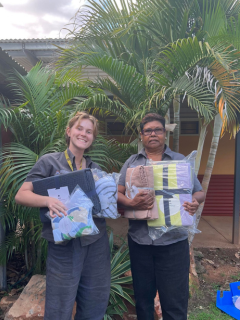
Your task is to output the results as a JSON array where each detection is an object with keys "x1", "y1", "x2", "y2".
[
  {"x1": 230, "y1": 273, "x2": 240, "y2": 281},
  {"x1": 212, "y1": 283, "x2": 221, "y2": 291},
  {"x1": 188, "y1": 304, "x2": 235, "y2": 320}
]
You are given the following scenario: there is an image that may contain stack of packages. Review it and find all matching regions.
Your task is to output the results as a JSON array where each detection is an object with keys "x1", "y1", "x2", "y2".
[
  {"x1": 124, "y1": 152, "x2": 197, "y2": 240},
  {"x1": 33, "y1": 168, "x2": 120, "y2": 244}
]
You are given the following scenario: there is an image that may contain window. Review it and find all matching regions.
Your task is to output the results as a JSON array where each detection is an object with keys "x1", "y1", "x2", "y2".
[
  {"x1": 181, "y1": 121, "x2": 199, "y2": 135},
  {"x1": 106, "y1": 121, "x2": 138, "y2": 136},
  {"x1": 107, "y1": 121, "x2": 125, "y2": 135}
]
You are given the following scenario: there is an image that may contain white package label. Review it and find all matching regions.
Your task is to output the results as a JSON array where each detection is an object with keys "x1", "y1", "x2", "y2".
[{"x1": 47, "y1": 186, "x2": 70, "y2": 204}]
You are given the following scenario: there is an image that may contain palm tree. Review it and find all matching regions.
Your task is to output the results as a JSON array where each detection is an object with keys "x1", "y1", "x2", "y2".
[
  {"x1": 189, "y1": 113, "x2": 224, "y2": 244},
  {"x1": 57, "y1": 0, "x2": 184, "y2": 140},
  {"x1": 57, "y1": 5, "x2": 196, "y2": 140},
  {"x1": 57, "y1": 0, "x2": 239, "y2": 165},
  {"x1": 0, "y1": 63, "x2": 131, "y2": 273}
]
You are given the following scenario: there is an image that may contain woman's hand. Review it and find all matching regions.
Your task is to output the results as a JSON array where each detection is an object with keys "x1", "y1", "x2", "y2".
[
  {"x1": 15, "y1": 182, "x2": 68, "y2": 218},
  {"x1": 130, "y1": 191, "x2": 155, "y2": 210},
  {"x1": 45, "y1": 197, "x2": 68, "y2": 218},
  {"x1": 182, "y1": 198, "x2": 199, "y2": 216}
]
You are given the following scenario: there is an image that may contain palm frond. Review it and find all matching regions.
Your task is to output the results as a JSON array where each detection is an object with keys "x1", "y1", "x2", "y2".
[
  {"x1": 87, "y1": 135, "x2": 131, "y2": 172},
  {"x1": 0, "y1": 143, "x2": 38, "y2": 200}
]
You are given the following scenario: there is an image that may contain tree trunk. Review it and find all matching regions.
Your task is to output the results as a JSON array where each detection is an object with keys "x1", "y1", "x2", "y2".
[
  {"x1": 195, "y1": 120, "x2": 208, "y2": 176},
  {"x1": 165, "y1": 109, "x2": 170, "y2": 146},
  {"x1": 189, "y1": 121, "x2": 209, "y2": 291},
  {"x1": 172, "y1": 95, "x2": 180, "y2": 152},
  {"x1": 138, "y1": 135, "x2": 143, "y2": 153},
  {"x1": 189, "y1": 246, "x2": 199, "y2": 295},
  {"x1": 189, "y1": 114, "x2": 223, "y2": 245}
]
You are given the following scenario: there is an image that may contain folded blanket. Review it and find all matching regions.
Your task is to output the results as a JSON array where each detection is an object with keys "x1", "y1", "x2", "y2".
[
  {"x1": 124, "y1": 165, "x2": 159, "y2": 220},
  {"x1": 50, "y1": 188, "x2": 99, "y2": 244},
  {"x1": 92, "y1": 169, "x2": 120, "y2": 219},
  {"x1": 147, "y1": 162, "x2": 193, "y2": 228},
  {"x1": 95, "y1": 176, "x2": 119, "y2": 218}
]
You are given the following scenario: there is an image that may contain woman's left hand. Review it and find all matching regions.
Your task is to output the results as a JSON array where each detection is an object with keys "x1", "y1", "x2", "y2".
[{"x1": 182, "y1": 198, "x2": 199, "y2": 216}]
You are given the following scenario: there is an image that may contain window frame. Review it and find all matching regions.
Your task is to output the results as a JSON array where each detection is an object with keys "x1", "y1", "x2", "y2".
[{"x1": 180, "y1": 118, "x2": 200, "y2": 136}]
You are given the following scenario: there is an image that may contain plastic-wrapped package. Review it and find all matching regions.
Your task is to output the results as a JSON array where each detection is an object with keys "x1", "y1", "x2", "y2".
[
  {"x1": 146, "y1": 151, "x2": 200, "y2": 240},
  {"x1": 232, "y1": 296, "x2": 240, "y2": 310},
  {"x1": 33, "y1": 168, "x2": 101, "y2": 223},
  {"x1": 47, "y1": 186, "x2": 99, "y2": 244},
  {"x1": 124, "y1": 165, "x2": 159, "y2": 220},
  {"x1": 91, "y1": 169, "x2": 121, "y2": 219}
]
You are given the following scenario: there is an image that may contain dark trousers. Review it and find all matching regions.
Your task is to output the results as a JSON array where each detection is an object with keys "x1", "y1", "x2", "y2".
[
  {"x1": 128, "y1": 236, "x2": 190, "y2": 320},
  {"x1": 44, "y1": 232, "x2": 111, "y2": 320}
]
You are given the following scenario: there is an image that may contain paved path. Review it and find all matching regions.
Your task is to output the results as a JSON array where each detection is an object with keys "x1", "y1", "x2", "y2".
[
  {"x1": 108, "y1": 216, "x2": 240, "y2": 248},
  {"x1": 193, "y1": 216, "x2": 240, "y2": 248}
]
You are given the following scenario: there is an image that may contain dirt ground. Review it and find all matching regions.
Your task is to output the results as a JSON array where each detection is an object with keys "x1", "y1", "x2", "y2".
[
  {"x1": 0, "y1": 253, "x2": 30, "y2": 320},
  {"x1": 1, "y1": 248, "x2": 240, "y2": 320},
  {"x1": 187, "y1": 247, "x2": 240, "y2": 319}
]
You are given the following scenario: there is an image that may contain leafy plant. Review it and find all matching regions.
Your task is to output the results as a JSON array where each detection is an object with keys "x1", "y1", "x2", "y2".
[{"x1": 104, "y1": 232, "x2": 135, "y2": 319}]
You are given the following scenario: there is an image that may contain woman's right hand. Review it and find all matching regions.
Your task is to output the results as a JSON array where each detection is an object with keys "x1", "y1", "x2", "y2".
[
  {"x1": 45, "y1": 197, "x2": 68, "y2": 218},
  {"x1": 130, "y1": 191, "x2": 154, "y2": 210}
]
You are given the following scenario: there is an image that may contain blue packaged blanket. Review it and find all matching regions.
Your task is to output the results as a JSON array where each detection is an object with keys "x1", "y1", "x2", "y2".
[
  {"x1": 92, "y1": 169, "x2": 121, "y2": 219},
  {"x1": 48, "y1": 186, "x2": 99, "y2": 244}
]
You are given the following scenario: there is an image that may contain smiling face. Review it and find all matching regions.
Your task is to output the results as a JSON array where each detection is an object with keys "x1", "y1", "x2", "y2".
[
  {"x1": 67, "y1": 119, "x2": 94, "y2": 152},
  {"x1": 140, "y1": 120, "x2": 166, "y2": 152}
]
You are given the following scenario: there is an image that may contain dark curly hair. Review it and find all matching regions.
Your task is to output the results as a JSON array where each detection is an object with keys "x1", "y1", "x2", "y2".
[{"x1": 140, "y1": 113, "x2": 165, "y2": 132}]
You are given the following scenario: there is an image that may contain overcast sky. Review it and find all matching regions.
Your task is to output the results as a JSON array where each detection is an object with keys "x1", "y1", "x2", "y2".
[{"x1": 0, "y1": 0, "x2": 85, "y2": 40}]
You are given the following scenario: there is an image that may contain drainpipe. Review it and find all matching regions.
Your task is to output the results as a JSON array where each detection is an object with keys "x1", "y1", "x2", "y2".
[
  {"x1": 0, "y1": 124, "x2": 6, "y2": 290},
  {"x1": 233, "y1": 121, "x2": 240, "y2": 244}
]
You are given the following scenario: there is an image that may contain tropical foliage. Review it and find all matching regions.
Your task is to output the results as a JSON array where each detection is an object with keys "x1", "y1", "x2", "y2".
[
  {"x1": 57, "y1": 0, "x2": 240, "y2": 137},
  {"x1": 104, "y1": 232, "x2": 134, "y2": 319}
]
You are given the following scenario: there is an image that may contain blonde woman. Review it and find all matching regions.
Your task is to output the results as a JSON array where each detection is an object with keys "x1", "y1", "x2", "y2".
[{"x1": 15, "y1": 112, "x2": 110, "y2": 320}]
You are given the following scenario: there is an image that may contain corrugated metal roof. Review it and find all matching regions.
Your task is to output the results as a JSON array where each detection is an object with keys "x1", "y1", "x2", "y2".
[
  {"x1": 0, "y1": 38, "x2": 68, "y2": 43},
  {"x1": 0, "y1": 47, "x2": 27, "y2": 75},
  {"x1": 0, "y1": 38, "x2": 109, "y2": 79},
  {"x1": 0, "y1": 38, "x2": 67, "y2": 71},
  {"x1": 0, "y1": 39, "x2": 109, "y2": 78},
  {"x1": 0, "y1": 47, "x2": 27, "y2": 98}
]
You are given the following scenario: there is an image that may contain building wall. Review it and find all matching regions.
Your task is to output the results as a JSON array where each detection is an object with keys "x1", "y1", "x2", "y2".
[
  {"x1": 112, "y1": 130, "x2": 235, "y2": 175},
  {"x1": 170, "y1": 131, "x2": 235, "y2": 175},
  {"x1": 169, "y1": 131, "x2": 235, "y2": 216}
]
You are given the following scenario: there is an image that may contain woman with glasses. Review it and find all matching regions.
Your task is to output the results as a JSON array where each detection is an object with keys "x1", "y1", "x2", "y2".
[{"x1": 117, "y1": 113, "x2": 205, "y2": 320}]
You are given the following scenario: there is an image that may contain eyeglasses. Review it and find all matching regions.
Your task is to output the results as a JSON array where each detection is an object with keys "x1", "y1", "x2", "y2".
[{"x1": 142, "y1": 128, "x2": 165, "y2": 136}]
